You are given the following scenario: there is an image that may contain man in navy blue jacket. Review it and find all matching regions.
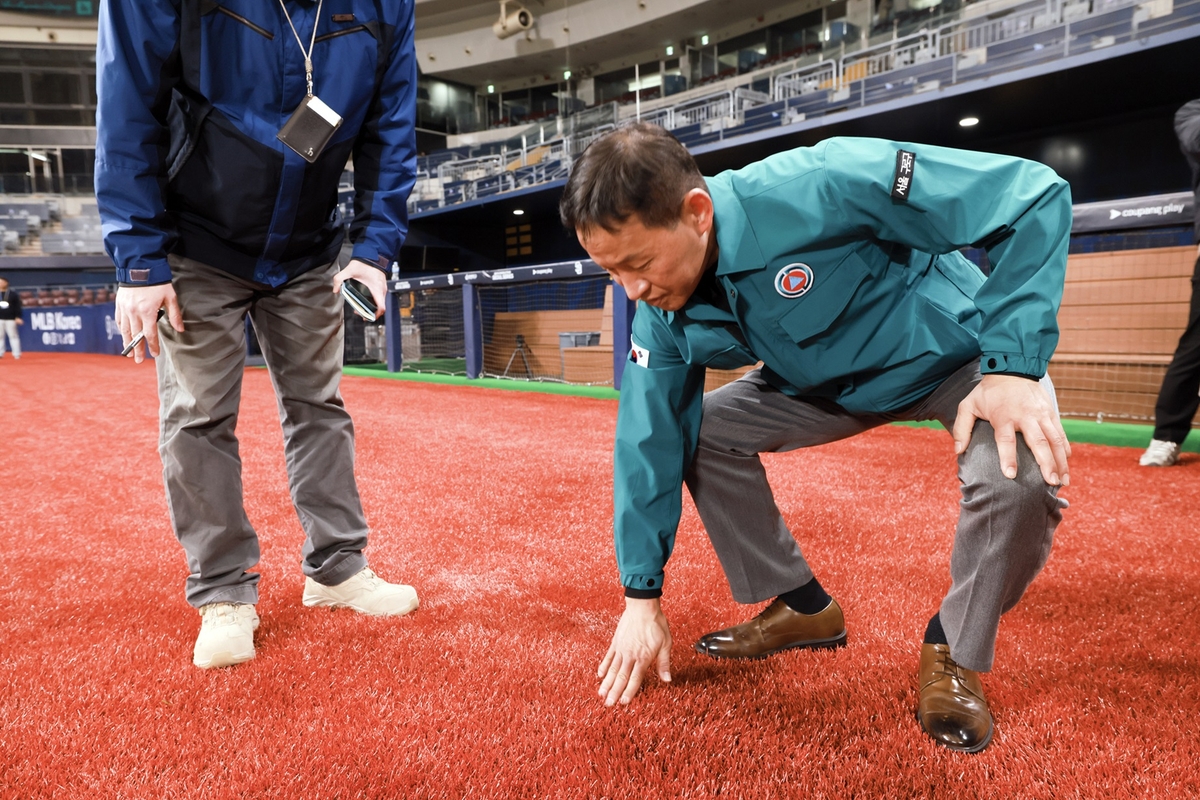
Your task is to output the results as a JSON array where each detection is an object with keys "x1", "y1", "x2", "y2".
[{"x1": 96, "y1": 0, "x2": 421, "y2": 669}]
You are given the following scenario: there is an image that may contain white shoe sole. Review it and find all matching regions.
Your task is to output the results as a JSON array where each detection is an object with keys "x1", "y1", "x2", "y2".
[
  {"x1": 302, "y1": 590, "x2": 419, "y2": 617},
  {"x1": 194, "y1": 648, "x2": 255, "y2": 669},
  {"x1": 302, "y1": 592, "x2": 420, "y2": 618}
]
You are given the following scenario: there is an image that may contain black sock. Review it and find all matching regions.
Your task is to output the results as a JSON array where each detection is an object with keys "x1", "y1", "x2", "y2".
[
  {"x1": 778, "y1": 577, "x2": 831, "y2": 615},
  {"x1": 923, "y1": 612, "x2": 948, "y2": 645}
]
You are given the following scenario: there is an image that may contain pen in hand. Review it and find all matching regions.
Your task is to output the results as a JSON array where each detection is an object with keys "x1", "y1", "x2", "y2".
[{"x1": 121, "y1": 308, "x2": 167, "y2": 357}]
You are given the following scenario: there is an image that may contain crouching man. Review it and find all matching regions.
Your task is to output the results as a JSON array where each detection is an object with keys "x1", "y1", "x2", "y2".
[{"x1": 563, "y1": 123, "x2": 1071, "y2": 753}]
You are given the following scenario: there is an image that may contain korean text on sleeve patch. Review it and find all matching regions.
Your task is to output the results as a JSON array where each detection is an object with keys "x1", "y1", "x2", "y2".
[{"x1": 891, "y1": 149, "x2": 916, "y2": 202}]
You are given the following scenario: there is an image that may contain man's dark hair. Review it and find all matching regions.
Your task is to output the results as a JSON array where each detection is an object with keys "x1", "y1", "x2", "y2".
[{"x1": 559, "y1": 122, "x2": 706, "y2": 234}]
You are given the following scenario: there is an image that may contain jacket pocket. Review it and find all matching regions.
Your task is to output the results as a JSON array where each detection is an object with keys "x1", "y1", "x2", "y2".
[
  {"x1": 315, "y1": 24, "x2": 376, "y2": 43},
  {"x1": 205, "y1": 3, "x2": 274, "y2": 39},
  {"x1": 774, "y1": 251, "x2": 871, "y2": 343},
  {"x1": 165, "y1": 89, "x2": 212, "y2": 182}
]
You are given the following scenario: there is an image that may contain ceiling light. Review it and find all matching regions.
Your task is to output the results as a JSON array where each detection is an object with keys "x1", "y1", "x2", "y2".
[
  {"x1": 487, "y1": 84, "x2": 495, "y2": 94},
  {"x1": 512, "y1": 209, "x2": 525, "y2": 216},
  {"x1": 959, "y1": 116, "x2": 979, "y2": 127},
  {"x1": 563, "y1": 70, "x2": 571, "y2": 80},
  {"x1": 30, "y1": 152, "x2": 49, "y2": 162},
  {"x1": 665, "y1": 45, "x2": 674, "y2": 56},
  {"x1": 700, "y1": 34, "x2": 709, "y2": 46}
]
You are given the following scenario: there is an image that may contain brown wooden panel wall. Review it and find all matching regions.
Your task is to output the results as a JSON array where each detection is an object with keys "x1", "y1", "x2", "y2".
[
  {"x1": 484, "y1": 309, "x2": 603, "y2": 379},
  {"x1": 1049, "y1": 245, "x2": 1195, "y2": 422}
]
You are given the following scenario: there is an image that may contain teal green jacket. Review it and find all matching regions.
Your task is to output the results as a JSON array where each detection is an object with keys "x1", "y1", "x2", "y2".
[{"x1": 613, "y1": 137, "x2": 1072, "y2": 594}]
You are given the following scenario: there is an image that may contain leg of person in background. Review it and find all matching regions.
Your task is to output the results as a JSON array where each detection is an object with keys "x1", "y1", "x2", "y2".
[
  {"x1": 1141, "y1": 253, "x2": 1200, "y2": 467},
  {"x1": 248, "y1": 261, "x2": 418, "y2": 618},
  {"x1": 1, "y1": 320, "x2": 19, "y2": 358},
  {"x1": 156, "y1": 255, "x2": 263, "y2": 669}
]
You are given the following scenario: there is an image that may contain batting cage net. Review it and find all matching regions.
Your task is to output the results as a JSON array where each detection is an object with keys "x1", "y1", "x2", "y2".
[
  {"x1": 394, "y1": 285, "x2": 467, "y2": 374},
  {"x1": 478, "y1": 275, "x2": 613, "y2": 385}
]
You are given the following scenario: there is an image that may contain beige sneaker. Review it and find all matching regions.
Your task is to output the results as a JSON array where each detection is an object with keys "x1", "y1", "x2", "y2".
[
  {"x1": 193, "y1": 602, "x2": 259, "y2": 669},
  {"x1": 302, "y1": 567, "x2": 418, "y2": 617},
  {"x1": 1139, "y1": 439, "x2": 1181, "y2": 467}
]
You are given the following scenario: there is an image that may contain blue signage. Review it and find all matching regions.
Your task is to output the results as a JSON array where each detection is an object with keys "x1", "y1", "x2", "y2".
[{"x1": 18, "y1": 302, "x2": 124, "y2": 355}]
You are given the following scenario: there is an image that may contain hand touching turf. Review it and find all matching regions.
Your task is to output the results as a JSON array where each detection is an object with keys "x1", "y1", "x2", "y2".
[
  {"x1": 952, "y1": 373, "x2": 1071, "y2": 486},
  {"x1": 598, "y1": 597, "x2": 672, "y2": 706}
]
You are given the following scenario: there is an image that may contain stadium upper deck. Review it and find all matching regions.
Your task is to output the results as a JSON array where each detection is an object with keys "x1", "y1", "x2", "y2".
[{"x1": 408, "y1": 0, "x2": 1200, "y2": 216}]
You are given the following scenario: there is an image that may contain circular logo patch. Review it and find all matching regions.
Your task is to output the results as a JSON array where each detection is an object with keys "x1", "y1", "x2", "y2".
[{"x1": 775, "y1": 263, "x2": 814, "y2": 298}]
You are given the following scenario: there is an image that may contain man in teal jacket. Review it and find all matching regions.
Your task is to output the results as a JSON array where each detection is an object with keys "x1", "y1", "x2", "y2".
[{"x1": 561, "y1": 123, "x2": 1071, "y2": 753}]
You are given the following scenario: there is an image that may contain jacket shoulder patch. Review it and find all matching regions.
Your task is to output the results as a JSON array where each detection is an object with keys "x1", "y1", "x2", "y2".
[{"x1": 891, "y1": 150, "x2": 916, "y2": 202}]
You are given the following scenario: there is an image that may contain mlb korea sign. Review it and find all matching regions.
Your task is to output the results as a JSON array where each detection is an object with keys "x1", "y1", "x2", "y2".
[{"x1": 19, "y1": 303, "x2": 124, "y2": 354}]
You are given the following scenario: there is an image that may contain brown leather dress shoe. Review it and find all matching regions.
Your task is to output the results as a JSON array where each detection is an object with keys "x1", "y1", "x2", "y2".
[
  {"x1": 693, "y1": 598, "x2": 847, "y2": 660},
  {"x1": 916, "y1": 643, "x2": 995, "y2": 753}
]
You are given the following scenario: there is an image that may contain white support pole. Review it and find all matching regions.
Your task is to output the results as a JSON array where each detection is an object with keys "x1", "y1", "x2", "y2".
[{"x1": 635, "y1": 63, "x2": 641, "y2": 121}]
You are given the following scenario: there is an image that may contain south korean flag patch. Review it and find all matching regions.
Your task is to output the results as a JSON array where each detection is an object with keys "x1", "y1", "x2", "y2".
[{"x1": 630, "y1": 340, "x2": 651, "y2": 368}]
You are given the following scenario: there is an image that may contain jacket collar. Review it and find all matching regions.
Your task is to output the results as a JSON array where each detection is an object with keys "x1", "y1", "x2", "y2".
[{"x1": 707, "y1": 174, "x2": 764, "y2": 276}]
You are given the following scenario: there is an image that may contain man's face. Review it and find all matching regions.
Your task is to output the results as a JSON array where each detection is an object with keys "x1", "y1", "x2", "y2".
[{"x1": 577, "y1": 190, "x2": 713, "y2": 312}]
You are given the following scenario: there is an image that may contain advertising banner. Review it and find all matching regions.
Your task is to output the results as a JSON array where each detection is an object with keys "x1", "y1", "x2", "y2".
[{"x1": 18, "y1": 303, "x2": 124, "y2": 355}]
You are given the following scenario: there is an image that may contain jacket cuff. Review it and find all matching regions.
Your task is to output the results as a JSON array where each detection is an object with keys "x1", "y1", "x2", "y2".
[
  {"x1": 349, "y1": 247, "x2": 393, "y2": 274},
  {"x1": 621, "y1": 573, "x2": 665, "y2": 594},
  {"x1": 116, "y1": 262, "x2": 173, "y2": 286},
  {"x1": 980, "y1": 353, "x2": 1047, "y2": 379},
  {"x1": 624, "y1": 586, "x2": 663, "y2": 600}
]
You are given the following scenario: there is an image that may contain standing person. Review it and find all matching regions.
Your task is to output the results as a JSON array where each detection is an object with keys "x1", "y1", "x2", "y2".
[
  {"x1": 562, "y1": 124, "x2": 1071, "y2": 753},
  {"x1": 0, "y1": 277, "x2": 22, "y2": 359},
  {"x1": 96, "y1": 0, "x2": 420, "y2": 670},
  {"x1": 1140, "y1": 99, "x2": 1200, "y2": 466}
]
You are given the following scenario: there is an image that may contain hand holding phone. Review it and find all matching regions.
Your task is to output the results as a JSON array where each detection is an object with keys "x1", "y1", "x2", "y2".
[{"x1": 341, "y1": 278, "x2": 378, "y2": 320}]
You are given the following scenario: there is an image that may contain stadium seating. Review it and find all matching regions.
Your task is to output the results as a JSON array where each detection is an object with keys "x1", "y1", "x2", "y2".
[{"x1": 401, "y1": 0, "x2": 1198, "y2": 217}]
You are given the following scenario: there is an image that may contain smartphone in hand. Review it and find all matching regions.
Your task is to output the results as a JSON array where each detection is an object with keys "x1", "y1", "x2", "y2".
[{"x1": 341, "y1": 279, "x2": 378, "y2": 320}]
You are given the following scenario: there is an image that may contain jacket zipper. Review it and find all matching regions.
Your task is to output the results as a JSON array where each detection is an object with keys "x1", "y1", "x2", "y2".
[
  {"x1": 214, "y1": 6, "x2": 275, "y2": 39},
  {"x1": 314, "y1": 25, "x2": 371, "y2": 43}
]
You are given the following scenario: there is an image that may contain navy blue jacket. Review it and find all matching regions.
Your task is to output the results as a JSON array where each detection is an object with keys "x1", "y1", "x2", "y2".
[{"x1": 95, "y1": 0, "x2": 418, "y2": 287}]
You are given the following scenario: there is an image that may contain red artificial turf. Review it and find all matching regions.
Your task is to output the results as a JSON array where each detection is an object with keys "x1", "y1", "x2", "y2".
[{"x1": 1, "y1": 352, "x2": 1198, "y2": 799}]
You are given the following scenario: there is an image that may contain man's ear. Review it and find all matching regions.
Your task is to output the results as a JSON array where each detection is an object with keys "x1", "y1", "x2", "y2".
[{"x1": 681, "y1": 188, "x2": 714, "y2": 234}]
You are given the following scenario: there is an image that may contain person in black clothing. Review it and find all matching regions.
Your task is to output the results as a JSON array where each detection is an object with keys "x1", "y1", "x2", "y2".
[
  {"x1": 1141, "y1": 99, "x2": 1200, "y2": 466},
  {"x1": 0, "y1": 276, "x2": 22, "y2": 360}
]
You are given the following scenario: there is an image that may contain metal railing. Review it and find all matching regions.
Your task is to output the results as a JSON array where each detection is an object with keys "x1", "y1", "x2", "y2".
[{"x1": 409, "y1": 0, "x2": 1197, "y2": 215}]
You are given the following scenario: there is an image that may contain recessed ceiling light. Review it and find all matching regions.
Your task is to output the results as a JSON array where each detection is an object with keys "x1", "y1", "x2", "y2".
[
  {"x1": 700, "y1": 34, "x2": 709, "y2": 46},
  {"x1": 666, "y1": 45, "x2": 674, "y2": 56},
  {"x1": 513, "y1": 209, "x2": 525, "y2": 216},
  {"x1": 487, "y1": 84, "x2": 495, "y2": 94},
  {"x1": 563, "y1": 70, "x2": 571, "y2": 80},
  {"x1": 959, "y1": 116, "x2": 979, "y2": 127}
]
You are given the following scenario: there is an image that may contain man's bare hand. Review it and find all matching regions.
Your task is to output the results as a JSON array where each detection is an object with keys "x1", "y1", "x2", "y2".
[
  {"x1": 597, "y1": 597, "x2": 672, "y2": 707},
  {"x1": 952, "y1": 373, "x2": 1071, "y2": 486},
  {"x1": 115, "y1": 284, "x2": 183, "y2": 363},
  {"x1": 333, "y1": 259, "x2": 387, "y2": 319}
]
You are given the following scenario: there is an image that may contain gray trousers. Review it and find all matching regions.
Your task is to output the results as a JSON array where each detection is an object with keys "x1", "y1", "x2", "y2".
[
  {"x1": 684, "y1": 360, "x2": 1066, "y2": 672},
  {"x1": 157, "y1": 255, "x2": 368, "y2": 608}
]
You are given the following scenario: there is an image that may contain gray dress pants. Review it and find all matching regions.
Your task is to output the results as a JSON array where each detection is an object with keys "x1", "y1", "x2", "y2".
[
  {"x1": 156, "y1": 255, "x2": 369, "y2": 608},
  {"x1": 684, "y1": 360, "x2": 1066, "y2": 672}
]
